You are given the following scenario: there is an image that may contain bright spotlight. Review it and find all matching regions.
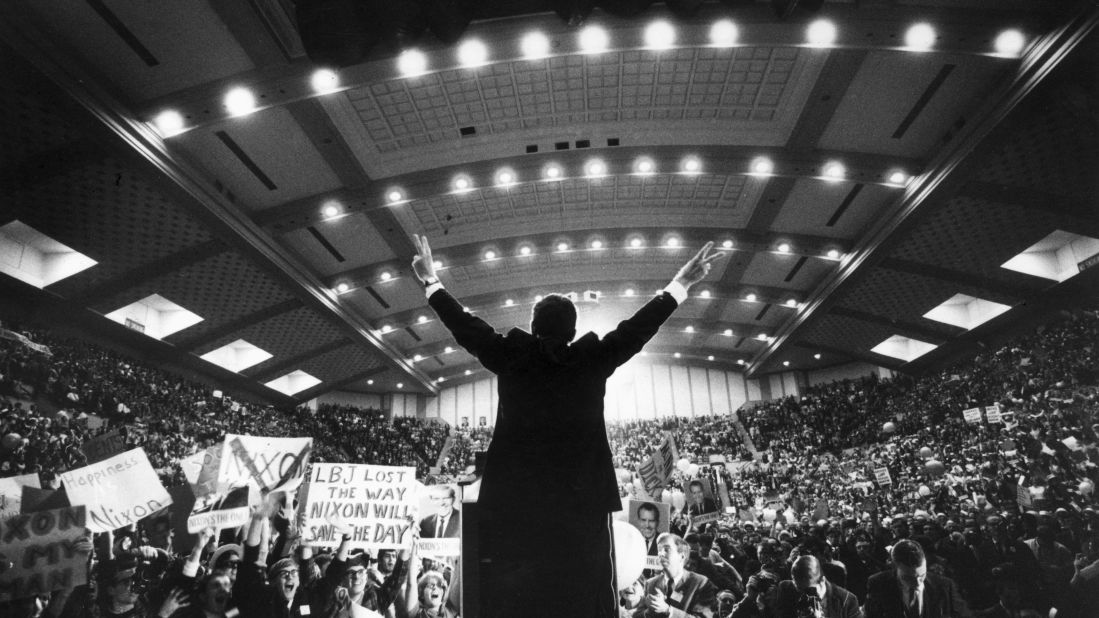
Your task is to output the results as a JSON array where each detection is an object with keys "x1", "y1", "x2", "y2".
[
  {"x1": 888, "y1": 171, "x2": 909, "y2": 185},
  {"x1": 453, "y1": 176, "x2": 472, "y2": 191},
  {"x1": 674, "y1": 352, "x2": 682, "y2": 358},
  {"x1": 624, "y1": 288, "x2": 635, "y2": 297},
  {"x1": 777, "y1": 243, "x2": 791, "y2": 253},
  {"x1": 496, "y1": 170, "x2": 515, "y2": 185},
  {"x1": 544, "y1": 164, "x2": 562, "y2": 179},
  {"x1": 557, "y1": 242, "x2": 569, "y2": 252},
  {"x1": 826, "y1": 249, "x2": 841, "y2": 260},
  {"x1": 418, "y1": 315, "x2": 428, "y2": 323},
  {"x1": 484, "y1": 250, "x2": 497, "y2": 260},
  {"x1": 591, "y1": 239, "x2": 603, "y2": 250},
  {"x1": 994, "y1": 29, "x2": 1026, "y2": 56},
  {"x1": 311, "y1": 69, "x2": 339, "y2": 93},
  {"x1": 504, "y1": 299, "x2": 514, "y2": 306},
  {"x1": 707, "y1": 355, "x2": 715, "y2": 361},
  {"x1": 380, "y1": 325, "x2": 393, "y2": 334},
  {"x1": 387, "y1": 189, "x2": 404, "y2": 203},
  {"x1": 684, "y1": 325, "x2": 695, "y2": 333},
  {"x1": 578, "y1": 26, "x2": 609, "y2": 54},
  {"x1": 822, "y1": 161, "x2": 845, "y2": 181},
  {"x1": 745, "y1": 293, "x2": 757, "y2": 302},
  {"x1": 630, "y1": 237, "x2": 643, "y2": 248},
  {"x1": 750, "y1": 157, "x2": 774, "y2": 176},
  {"x1": 586, "y1": 159, "x2": 606, "y2": 176},
  {"x1": 806, "y1": 20, "x2": 837, "y2": 47},
  {"x1": 635, "y1": 158, "x2": 655, "y2": 174},
  {"x1": 645, "y1": 21, "x2": 676, "y2": 50},
  {"x1": 519, "y1": 246, "x2": 532, "y2": 256},
  {"x1": 397, "y1": 49, "x2": 428, "y2": 77},
  {"x1": 521, "y1": 31, "x2": 551, "y2": 59},
  {"x1": 786, "y1": 298, "x2": 798, "y2": 307},
  {"x1": 904, "y1": 23, "x2": 936, "y2": 51},
  {"x1": 457, "y1": 39, "x2": 488, "y2": 67},
  {"x1": 224, "y1": 87, "x2": 256, "y2": 117},
  {"x1": 682, "y1": 157, "x2": 701, "y2": 174},
  {"x1": 336, "y1": 283, "x2": 350, "y2": 293},
  {"x1": 666, "y1": 237, "x2": 680, "y2": 248},
  {"x1": 723, "y1": 329, "x2": 733, "y2": 337},
  {"x1": 699, "y1": 290, "x2": 711, "y2": 299},
  {"x1": 710, "y1": 20, "x2": 738, "y2": 47},
  {"x1": 722, "y1": 240, "x2": 733, "y2": 249},
  {"x1": 379, "y1": 271, "x2": 392, "y2": 281},
  {"x1": 153, "y1": 110, "x2": 185, "y2": 137}
]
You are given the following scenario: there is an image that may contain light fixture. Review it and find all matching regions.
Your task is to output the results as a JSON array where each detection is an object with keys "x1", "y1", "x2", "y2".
[
  {"x1": 994, "y1": 29, "x2": 1026, "y2": 56},
  {"x1": 387, "y1": 188, "x2": 405, "y2": 203},
  {"x1": 684, "y1": 325, "x2": 695, "y2": 333},
  {"x1": 336, "y1": 283, "x2": 350, "y2": 293},
  {"x1": 722, "y1": 239, "x2": 733, "y2": 249},
  {"x1": 590, "y1": 239, "x2": 603, "y2": 250},
  {"x1": 723, "y1": 329, "x2": 733, "y2": 336},
  {"x1": 505, "y1": 299, "x2": 514, "y2": 306},
  {"x1": 457, "y1": 39, "x2": 488, "y2": 67},
  {"x1": 586, "y1": 159, "x2": 606, "y2": 176},
  {"x1": 367, "y1": 379, "x2": 374, "y2": 385},
  {"x1": 453, "y1": 175, "x2": 472, "y2": 191},
  {"x1": 826, "y1": 249, "x2": 841, "y2": 260},
  {"x1": 397, "y1": 49, "x2": 428, "y2": 77},
  {"x1": 786, "y1": 298, "x2": 798, "y2": 307},
  {"x1": 783, "y1": 361, "x2": 790, "y2": 367},
  {"x1": 311, "y1": 68, "x2": 339, "y2": 93},
  {"x1": 699, "y1": 290, "x2": 711, "y2": 299},
  {"x1": 535, "y1": 295, "x2": 544, "y2": 302},
  {"x1": 496, "y1": 169, "x2": 515, "y2": 185},
  {"x1": 153, "y1": 110, "x2": 185, "y2": 137},
  {"x1": 413, "y1": 354, "x2": 423, "y2": 362},
  {"x1": 710, "y1": 20, "x2": 738, "y2": 47},
  {"x1": 379, "y1": 271, "x2": 392, "y2": 281},
  {"x1": 888, "y1": 170, "x2": 909, "y2": 185},
  {"x1": 674, "y1": 352, "x2": 682, "y2": 358},
  {"x1": 380, "y1": 325, "x2": 393, "y2": 334},
  {"x1": 556, "y1": 242, "x2": 569, "y2": 252},
  {"x1": 444, "y1": 346, "x2": 454, "y2": 353},
  {"x1": 750, "y1": 157, "x2": 774, "y2": 176},
  {"x1": 578, "y1": 25, "x2": 609, "y2": 54},
  {"x1": 666, "y1": 237, "x2": 680, "y2": 248},
  {"x1": 814, "y1": 353, "x2": 821, "y2": 360},
  {"x1": 433, "y1": 260, "x2": 443, "y2": 269},
  {"x1": 484, "y1": 250, "x2": 497, "y2": 260},
  {"x1": 757, "y1": 333, "x2": 769, "y2": 340},
  {"x1": 737, "y1": 359, "x2": 745, "y2": 365},
  {"x1": 822, "y1": 161, "x2": 845, "y2": 181},
  {"x1": 745, "y1": 293, "x2": 757, "y2": 302},
  {"x1": 624, "y1": 288, "x2": 635, "y2": 297},
  {"x1": 521, "y1": 31, "x2": 551, "y2": 59},
  {"x1": 465, "y1": 369, "x2": 472, "y2": 376},
  {"x1": 682, "y1": 157, "x2": 701, "y2": 174},
  {"x1": 322, "y1": 202, "x2": 340, "y2": 218},
  {"x1": 437, "y1": 377, "x2": 446, "y2": 383},
  {"x1": 418, "y1": 315, "x2": 429, "y2": 323},
  {"x1": 397, "y1": 382, "x2": 403, "y2": 388},
  {"x1": 645, "y1": 20, "x2": 676, "y2": 49},
  {"x1": 806, "y1": 20, "x2": 837, "y2": 47},
  {"x1": 635, "y1": 158, "x2": 655, "y2": 174},
  {"x1": 224, "y1": 87, "x2": 257, "y2": 117},
  {"x1": 630, "y1": 237, "x2": 644, "y2": 248},
  {"x1": 519, "y1": 245, "x2": 532, "y2": 256},
  {"x1": 544, "y1": 164, "x2": 562, "y2": 179},
  {"x1": 707, "y1": 355, "x2": 715, "y2": 361},
  {"x1": 904, "y1": 23, "x2": 936, "y2": 51},
  {"x1": 777, "y1": 243, "x2": 791, "y2": 253}
]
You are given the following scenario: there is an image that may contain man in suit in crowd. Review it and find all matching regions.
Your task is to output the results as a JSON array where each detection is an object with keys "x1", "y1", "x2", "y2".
[
  {"x1": 411, "y1": 235, "x2": 724, "y2": 618},
  {"x1": 418, "y1": 485, "x2": 460, "y2": 539},
  {"x1": 866, "y1": 540, "x2": 972, "y2": 618},
  {"x1": 634, "y1": 533, "x2": 719, "y2": 618}
]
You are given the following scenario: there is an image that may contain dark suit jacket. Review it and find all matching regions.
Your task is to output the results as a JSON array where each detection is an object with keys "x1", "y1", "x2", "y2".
[
  {"x1": 418, "y1": 509, "x2": 460, "y2": 538},
  {"x1": 634, "y1": 571, "x2": 718, "y2": 618},
  {"x1": 428, "y1": 287, "x2": 679, "y2": 516},
  {"x1": 865, "y1": 571, "x2": 972, "y2": 618},
  {"x1": 770, "y1": 580, "x2": 862, "y2": 618}
]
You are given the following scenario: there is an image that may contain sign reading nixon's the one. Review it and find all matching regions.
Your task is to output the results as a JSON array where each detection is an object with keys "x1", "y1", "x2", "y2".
[
  {"x1": 0, "y1": 505, "x2": 88, "y2": 601},
  {"x1": 59, "y1": 448, "x2": 171, "y2": 532},
  {"x1": 301, "y1": 463, "x2": 418, "y2": 551}
]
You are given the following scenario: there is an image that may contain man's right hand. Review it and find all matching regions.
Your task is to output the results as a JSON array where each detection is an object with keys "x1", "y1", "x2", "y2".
[
  {"x1": 673, "y1": 241, "x2": 725, "y2": 289},
  {"x1": 411, "y1": 234, "x2": 438, "y2": 284}
]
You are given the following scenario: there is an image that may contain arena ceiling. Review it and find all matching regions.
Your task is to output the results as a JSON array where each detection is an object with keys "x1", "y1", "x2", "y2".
[{"x1": 1, "y1": 1, "x2": 1097, "y2": 405}]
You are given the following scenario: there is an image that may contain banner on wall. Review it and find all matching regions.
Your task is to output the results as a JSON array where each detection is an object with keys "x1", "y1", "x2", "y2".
[
  {"x1": 218, "y1": 435, "x2": 312, "y2": 495},
  {"x1": 301, "y1": 463, "x2": 418, "y2": 551},
  {"x1": 0, "y1": 505, "x2": 87, "y2": 601},
  {"x1": 638, "y1": 433, "x2": 679, "y2": 495},
  {"x1": 59, "y1": 448, "x2": 171, "y2": 532}
]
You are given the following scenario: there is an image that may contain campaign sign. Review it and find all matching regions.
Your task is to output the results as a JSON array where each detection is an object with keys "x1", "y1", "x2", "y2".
[
  {"x1": 962, "y1": 408, "x2": 982, "y2": 424},
  {"x1": 0, "y1": 473, "x2": 41, "y2": 519},
  {"x1": 187, "y1": 486, "x2": 251, "y2": 534},
  {"x1": 80, "y1": 430, "x2": 125, "y2": 464},
  {"x1": 873, "y1": 467, "x2": 892, "y2": 486},
  {"x1": 638, "y1": 433, "x2": 679, "y2": 495},
  {"x1": 180, "y1": 444, "x2": 224, "y2": 502},
  {"x1": 218, "y1": 435, "x2": 312, "y2": 495},
  {"x1": 60, "y1": 448, "x2": 171, "y2": 532},
  {"x1": 302, "y1": 463, "x2": 418, "y2": 551},
  {"x1": 0, "y1": 505, "x2": 88, "y2": 601},
  {"x1": 985, "y1": 404, "x2": 1003, "y2": 424},
  {"x1": 415, "y1": 538, "x2": 460, "y2": 558}
]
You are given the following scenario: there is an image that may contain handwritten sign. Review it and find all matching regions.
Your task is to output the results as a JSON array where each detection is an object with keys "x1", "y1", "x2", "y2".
[
  {"x1": 984, "y1": 404, "x2": 1003, "y2": 424},
  {"x1": 60, "y1": 448, "x2": 171, "y2": 532},
  {"x1": 302, "y1": 463, "x2": 418, "y2": 551},
  {"x1": 81, "y1": 430, "x2": 125, "y2": 464},
  {"x1": 218, "y1": 435, "x2": 312, "y2": 495},
  {"x1": 180, "y1": 444, "x2": 224, "y2": 502},
  {"x1": 962, "y1": 408, "x2": 982, "y2": 424},
  {"x1": 873, "y1": 467, "x2": 892, "y2": 486},
  {"x1": 0, "y1": 506, "x2": 88, "y2": 601},
  {"x1": 0, "y1": 473, "x2": 41, "y2": 519},
  {"x1": 638, "y1": 433, "x2": 679, "y2": 495}
]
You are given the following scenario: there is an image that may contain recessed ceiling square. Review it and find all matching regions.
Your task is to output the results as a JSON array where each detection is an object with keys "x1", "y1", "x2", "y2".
[
  {"x1": 1000, "y1": 230, "x2": 1099, "y2": 282},
  {"x1": 922, "y1": 293, "x2": 1011, "y2": 330},
  {"x1": 200, "y1": 339, "x2": 273, "y2": 373},
  {"x1": 265, "y1": 370, "x2": 321, "y2": 396},
  {"x1": 870, "y1": 334, "x2": 937, "y2": 362},
  {"x1": 0, "y1": 220, "x2": 97, "y2": 289},
  {"x1": 104, "y1": 294, "x2": 203, "y2": 340}
]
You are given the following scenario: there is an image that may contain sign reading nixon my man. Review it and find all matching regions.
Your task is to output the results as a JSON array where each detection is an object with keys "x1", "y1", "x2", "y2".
[
  {"x1": 301, "y1": 463, "x2": 418, "y2": 551},
  {"x1": 0, "y1": 505, "x2": 88, "y2": 601},
  {"x1": 60, "y1": 448, "x2": 171, "y2": 532}
]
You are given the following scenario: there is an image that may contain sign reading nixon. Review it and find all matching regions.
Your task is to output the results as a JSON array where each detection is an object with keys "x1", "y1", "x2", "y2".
[
  {"x1": 0, "y1": 505, "x2": 89, "y2": 601},
  {"x1": 60, "y1": 448, "x2": 171, "y2": 532}
]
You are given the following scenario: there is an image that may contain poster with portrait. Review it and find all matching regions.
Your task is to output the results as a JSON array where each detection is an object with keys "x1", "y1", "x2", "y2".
[
  {"x1": 414, "y1": 482, "x2": 461, "y2": 617},
  {"x1": 685, "y1": 475, "x2": 720, "y2": 522}
]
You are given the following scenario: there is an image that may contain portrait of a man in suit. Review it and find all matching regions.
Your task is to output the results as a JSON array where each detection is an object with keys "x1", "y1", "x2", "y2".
[
  {"x1": 418, "y1": 484, "x2": 460, "y2": 539},
  {"x1": 687, "y1": 479, "x2": 718, "y2": 516}
]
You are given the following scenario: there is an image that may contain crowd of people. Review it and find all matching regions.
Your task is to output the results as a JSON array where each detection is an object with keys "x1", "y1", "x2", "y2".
[{"x1": 1, "y1": 306, "x2": 1098, "y2": 616}]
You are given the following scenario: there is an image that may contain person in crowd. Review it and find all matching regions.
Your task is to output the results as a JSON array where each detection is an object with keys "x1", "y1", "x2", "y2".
[
  {"x1": 865, "y1": 540, "x2": 971, "y2": 618},
  {"x1": 633, "y1": 533, "x2": 718, "y2": 618},
  {"x1": 743, "y1": 555, "x2": 861, "y2": 618},
  {"x1": 842, "y1": 534, "x2": 884, "y2": 605},
  {"x1": 409, "y1": 234, "x2": 724, "y2": 618}
]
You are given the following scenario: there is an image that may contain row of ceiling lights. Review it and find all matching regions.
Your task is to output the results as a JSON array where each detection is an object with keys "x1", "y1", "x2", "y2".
[{"x1": 149, "y1": 20, "x2": 1027, "y2": 136}]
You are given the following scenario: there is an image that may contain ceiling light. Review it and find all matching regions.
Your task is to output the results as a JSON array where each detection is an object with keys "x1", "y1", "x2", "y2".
[
  {"x1": 557, "y1": 242, "x2": 569, "y2": 252},
  {"x1": 521, "y1": 31, "x2": 551, "y2": 59},
  {"x1": 814, "y1": 353, "x2": 821, "y2": 359},
  {"x1": 505, "y1": 299, "x2": 514, "y2": 306},
  {"x1": 757, "y1": 333, "x2": 768, "y2": 340},
  {"x1": 453, "y1": 176, "x2": 472, "y2": 191},
  {"x1": 666, "y1": 237, "x2": 680, "y2": 248},
  {"x1": 379, "y1": 271, "x2": 392, "y2": 281},
  {"x1": 888, "y1": 170, "x2": 909, "y2": 185},
  {"x1": 682, "y1": 157, "x2": 701, "y2": 173},
  {"x1": 397, "y1": 382, "x2": 403, "y2": 388},
  {"x1": 635, "y1": 158, "x2": 655, "y2": 174},
  {"x1": 519, "y1": 246, "x2": 532, "y2": 256},
  {"x1": 806, "y1": 20, "x2": 837, "y2": 47},
  {"x1": 311, "y1": 68, "x2": 339, "y2": 93},
  {"x1": 418, "y1": 315, "x2": 428, "y2": 323},
  {"x1": 444, "y1": 346, "x2": 454, "y2": 353},
  {"x1": 904, "y1": 23, "x2": 936, "y2": 51},
  {"x1": 786, "y1": 298, "x2": 798, "y2": 307},
  {"x1": 578, "y1": 25, "x2": 609, "y2": 54},
  {"x1": 994, "y1": 29, "x2": 1026, "y2": 56},
  {"x1": 826, "y1": 249, "x2": 841, "y2": 260},
  {"x1": 630, "y1": 237, "x2": 643, "y2": 248},
  {"x1": 723, "y1": 329, "x2": 733, "y2": 336},
  {"x1": 464, "y1": 369, "x2": 472, "y2": 376},
  {"x1": 380, "y1": 325, "x2": 393, "y2": 334},
  {"x1": 484, "y1": 250, "x2": 497, "y2": 260},
  {"x1": 397, "y1": 49, "x2": 428, "y2": 77},
  {"x1": 674, "y1": 352, "x2": 682, "y2": 358},
  {"x1": 591, "y1": 239, "x2": 603, "y2": 250},
  {"x1": 336, "y1": 283, "x2": 350, "y2": 293},
  {"x1": 457, "y1": 39, "x2": 488, "y2": 67},
  {"x1": 432, "y1": 260, "x2": 443, "y2": 269},
  {"x1": 544, "y1": 164, "x2": 562, "y2": 179},
  {"x1": 413, "y1": 354, "x2": 423, "y2": 362},
  {"x1": 822, "y1": 161, "x2": 845, "y2": 181},
  {"x1": 437, "y1": 377, "x2": 445, "y2": 383},
  {"x1": 321, "y1": 203, "x2": 340, "y2": 218},
  {"x1": 586, "y1": 159, "x2": 606, "y2": 176},
  {"x1": 710, "y1": 20, "x2": 738, "y2": 47},
  {"x1": 777, "y1": 243, "x2": 791, "y2": 253},
  {"x1": 367, "y1": 379, "x2": 374, "y2": 385},
  {"x1": 153, "y1": 110, "x2": 185, "y2": 137},
  {"x1": 496, "y1": 169, "x2": 515, "y2": 185},
  {"x1": 722, "y1": 239, "x2": 733, "y2": 249},
  {"x1": 624, "y1": 288, "x2": 635, "y2": 297},
  {"x1": 699, "y1": 290, "x2": 711, "y2": 299},
  {"x1": 737, "y1": 359, "x2": 745, "y2": 365},
  {"x1": 224, "y1": 87, "x2": 256, "y2": 117},
  {"x1": 745, "y1": 293, "x2": 757, "y2": 302},
  {"x1": 707, "y1": 355, "x2": 715, "y2": 361},
  {"x1": 783, "y1": 361, "x2": 790, "y2": 367},
  {"x1": 387, "y1": 189, "x2": 405, "y2": 203},
  {"x1": 750, "y1": 157, "x2": 774, "y2": 176},
  {"x1": 645, "y1": 21, "x2": 676, "y2": 49},
  {"x1": 684, "y1": 325, "x2": 695, "y2": 333},
  {"x1": 535, "y1": 295, "x2": 544, "y2": 302}
]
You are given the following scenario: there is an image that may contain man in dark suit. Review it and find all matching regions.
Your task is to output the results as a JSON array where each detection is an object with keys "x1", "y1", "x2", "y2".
[
  {"x1": 686, "y1": 479, "x2": 718, "y2": 517},
  {"x1": 730, "y1": 555, "x2": 860, "y2": 618},
  {"x1": 411, "y1": 235, "x2": 724, "y2": 618},
  {"x1": 418, "y1": 485, "x2": 460, "y2": 539},
  {"x1": 634, "y1": 533, "x2": 719, "y2": 618},
  {"x1": 865, "y1": 540, "x2": 972, "y2": 618}
]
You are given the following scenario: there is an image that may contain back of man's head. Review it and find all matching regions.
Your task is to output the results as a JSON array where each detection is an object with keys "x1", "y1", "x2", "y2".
[{"x1": 530, "y1": 294, "x2": 576, "y2": 342}]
